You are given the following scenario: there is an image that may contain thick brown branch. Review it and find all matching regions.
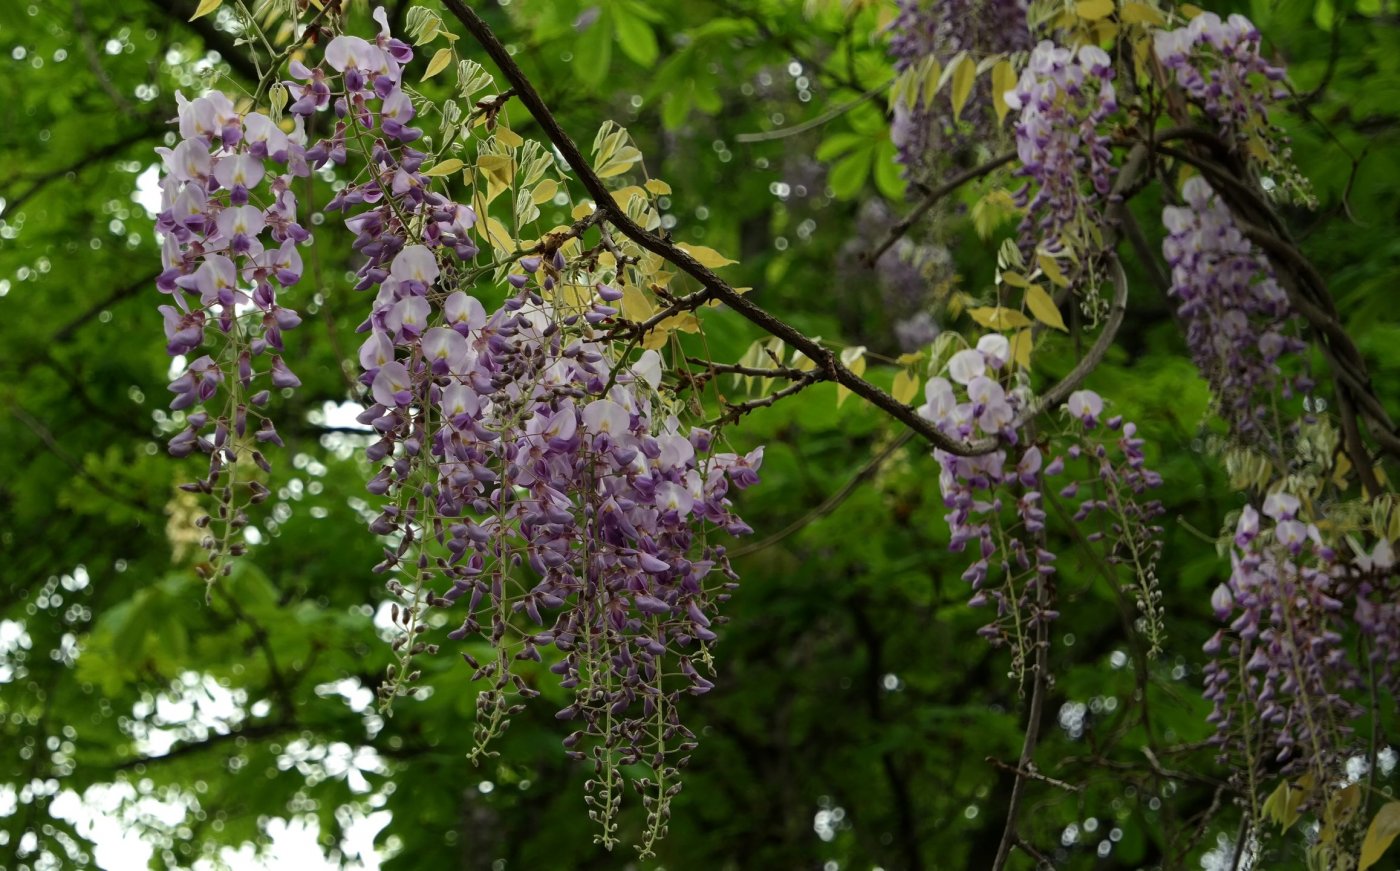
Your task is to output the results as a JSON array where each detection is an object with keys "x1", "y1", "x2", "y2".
[{"x1": 440, "y1": 0, "x2": 988, "y2": 456}]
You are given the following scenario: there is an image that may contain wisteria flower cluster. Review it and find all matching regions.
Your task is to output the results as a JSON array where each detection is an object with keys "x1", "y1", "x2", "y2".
[
  {"x1": 1153, "y1": 12, "x2": 1305, "y2": 196},
  {"x1": 154, "y1": 84, "x2": 314, "y2": 574},
  {"x1": 1354, "y1": 537, "x2": 1400, "y2": 695},
  {"x1": 888, "y1": 0, "x2": 1030, "y2": 180},
  {"x1": 1161, "y1": 176, "x2": 1308, "y2": 449},
  {"x1": 918, "y1": 336, "x2": 1048, "y2": 678},
  {"x1": 157, "y1": 7, "x2": 766, "y2": 853},
  {"x1": 1004, "y1": 41, "x2": 1118, "y2": 267},
  {"x1": 1203, "y1": 492, "x2": 1356, "y2": 771},
  {"x1": 919, "y1": 339, "x2": 1166, "y2": 677}
]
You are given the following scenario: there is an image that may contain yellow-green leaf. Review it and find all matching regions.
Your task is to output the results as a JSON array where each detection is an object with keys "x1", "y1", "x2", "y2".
[
  {"x1": 644, "y1": 178, "x2": 672, "y2": 196},
  {"x1": 190, "y1": 0, "x2": 221, "y2": 20},
  {"x1": 531, "y1": 178, "x2": 559, "y2": 205},
  {"x1": 1025, "y1": 284, "x2": 1067, "y2": 331},
  {"x1": 1119, "y1": 1, "x2": 1166, "y2": 25},
  {"x1": 950, "y1": 53, "x2": 977, "y2": 122},
  {"x1": 1000, "y1": 270, "x2": 1030, "y2": 288},
  {"x1": 1010, "y1": 328, "x2": 1033, "y2": 370},
  {"x1": 476, "y1": 154, "x2": 515, "y2": 205},
  {"x1": 1360, "y1": 802, "x2": 1400, "y2": 871},
  {"x1": 495, "y1": 126, "x2": 524, "y2": 149},
  {"x1": 968, "y1": 307, "x2": 1032, "y2": 330},
  {"x1": 423, "y1": 47, "x2": 454, "y2": 81},
  {"x1": 677, "y1": 243, "x2": 737, "y2": 269},
  {"x1": 474, "y1": 215, "x2": 516, "y2": 253},
  {"x1": 837, "y1": 346, "x2": 866, "y2": 407},
  {"x1": 892, "y1": 369, "x2": 919, "y2": 405},
  {"x1": 1038, "y1": 253, "x2": 1070, "y2": 288},
  {"x1": 422, "y1": 158, "x2": 465, "y2": 177},
  {"x1": 991, "y1": 60, "x2": 1016, "y2": 124},
  {"x1": 1077, "y1": 0, "x2": 1115, "y2": 20}
]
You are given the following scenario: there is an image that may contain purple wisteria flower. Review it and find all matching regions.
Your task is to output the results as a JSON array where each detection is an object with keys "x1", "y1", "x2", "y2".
[
  {"x1": 1004, "y1": 41, "x2": 1118, "y2": 263},
  {"x1": 1161, "y1": 176, "x2": 1308, "y2": 447},
  {"x1": 888, "y1": 0, "x2": 1030, "y2": 182},
  {"x1": 1203, "y1": 494, "x2": 1357, "y2": 769}
]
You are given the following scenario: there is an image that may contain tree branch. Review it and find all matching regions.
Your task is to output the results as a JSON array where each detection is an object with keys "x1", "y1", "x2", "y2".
[{"x1": 440, "y1": 0, "x2": 992, "y2": 457}]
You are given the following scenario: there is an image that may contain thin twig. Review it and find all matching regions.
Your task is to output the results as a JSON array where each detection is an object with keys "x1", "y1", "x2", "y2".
[
  {"x1": 735, "y1": 81, "x2": 889, "y2": 143},
  {"x1": 865, "y1": 151, "x2": 1017, "y2": 264}
]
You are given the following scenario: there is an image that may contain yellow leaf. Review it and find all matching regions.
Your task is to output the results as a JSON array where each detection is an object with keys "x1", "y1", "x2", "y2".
[
  {"x1": 991, "y1": 60, "x2": 1016, "y2": 124},
  {"x1": 611, "y1": 185, "x2": 649, "y2": 208},
  {"x1": 1180, "y1": 3, "x2": 1204, "y2": 18},
  {"x1": 190, "y1": 0, "x2": 221, "y2": 20},
  {"x1": 495, "y1": 126, "x2": 524, "y2": 149},
  {"x1": 896, "y1": 351, "x2": 925, "y2": 366},
  {"x1": 837, "y1": 348, "x2": 866, "y2": 407},
  {"x1": 1038, "y1": 253, "x2": 1070, "y2": 288},
  {"x1": 476, "y1": 154, "x2": 514, "y2": 206},
  {"x1": 531, "y1": 179, "x2": 559, "y2": 205},
  {"x1": 423, "y1": 48, "x2": 453, "y2": 81},
  {"x1": 644, "y1": 178, "x2": 672, "y2": 196},
  {"x1": 920, "y1": 56, "x2": 943, "y2": 108},
  {"x1": 474, "y1": 216, "x2": 516, "y2": 253},
  {"x1": 571, "y1": 201, "x2": 595, "y2": 221},
  {"x1": 1360, "y1": 802, "x2": 1400, "y2": 871},
  {"x1": 619, "y1": 284, "x2": 655, "y2": 323},
  {"x1": 1076, "y1": 0, "x2": 1115, "y2": 20},
  {"x1": 950, "y1": 53, "x2": 977, "y2": 122},
  {"x1": 892, "y1": 369, "x2": 919, "y2": 405},
  {"x1": 1025, "y1": 284, "x2": 1067, "y2": 331},
  {"x1": 1010, "y1": 328, "x2": 1033, "y2": 370},
  {"x1": 1119, "y1": 1, "x2": 1166, "y2": 25},
  {"x1": 677, "y1": 243, "x2": 737, "y2": 269},
  {"x1": 1000, "y1": 270, "x2": 1030, "y2": 288},
  {"x1": 968, "y1": 307, "x2": 1032, "y2": 330},
  {"x1": 422, "y1": 158, "x2": 465, "y2": 177}
]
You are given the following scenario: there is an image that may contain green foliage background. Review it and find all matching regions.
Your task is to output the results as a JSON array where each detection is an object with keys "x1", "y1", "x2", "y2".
[{"x1": 1, "y1": 0, "x2": 1398, "y2": 868}]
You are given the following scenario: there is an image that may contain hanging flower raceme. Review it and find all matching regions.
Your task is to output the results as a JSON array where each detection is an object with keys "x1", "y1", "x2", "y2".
[
  {"x1": 1152, "y1": 12, "x2": 1307, "y2": 198},
  {"x1": 266, "y1": 9, "x2": 765, "y2": 852},
  {"x1": 1203, "y1": 493, "x2": 1357, "y2": 772},
  {"x1": 887, "y1": 0, "x2": 1030, "y2": 180},
  {"x1": 1353, "y1": 538, "x2": 1400, "y2": 695},
  {"x1": 154, "y1": 85, "x2": 314, "y2": 578},
  {"x1": 919, "y1": 338, "x2": 1165, "y2": 677},
  {"x1": 1004, "y1": 41, "x2": 1118, "y2": 262},
  {"x1": 1161, "y1": 176, "x2": 1308, "y2": 449}
]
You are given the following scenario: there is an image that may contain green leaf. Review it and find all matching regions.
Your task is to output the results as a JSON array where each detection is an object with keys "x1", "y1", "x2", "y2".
[
  {"x1": 1360, "y1": 802, "x2": 1400, "y2": 871},
  {"x1": 828, "y1": 147, "x2": 873, "y2": 200},
  {"x1": 575, "y1": 8, "x2": 614, "y2": 88},
  {"x1": 950, "y1": 53, "x2": 977, "y2": 122},
  {"x1": 614, "y1": 13, "x2": 659, "y2": 67},
  {"x1": 873, "y1": 139, "x2": 908, "y2": 201},
  {"x1": 815, "y1": 132, "x2": 866, "y2": 162}
]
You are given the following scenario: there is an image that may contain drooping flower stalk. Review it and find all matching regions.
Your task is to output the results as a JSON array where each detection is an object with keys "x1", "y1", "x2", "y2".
[
  {"x1": 1005, "y1": 41, "x2": 1118, "y2": 271},
  {"x1": 1161, "y1": 176, "x2": 1308, "y2": 451},
  {"x1": 155, "y1": 83, "x2": 314, "y2": 583}
]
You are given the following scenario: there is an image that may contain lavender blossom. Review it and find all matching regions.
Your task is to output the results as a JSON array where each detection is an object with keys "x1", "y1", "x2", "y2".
[{"x1": 1161, "y1": 177, "x2": 1307, "y2": 448}]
